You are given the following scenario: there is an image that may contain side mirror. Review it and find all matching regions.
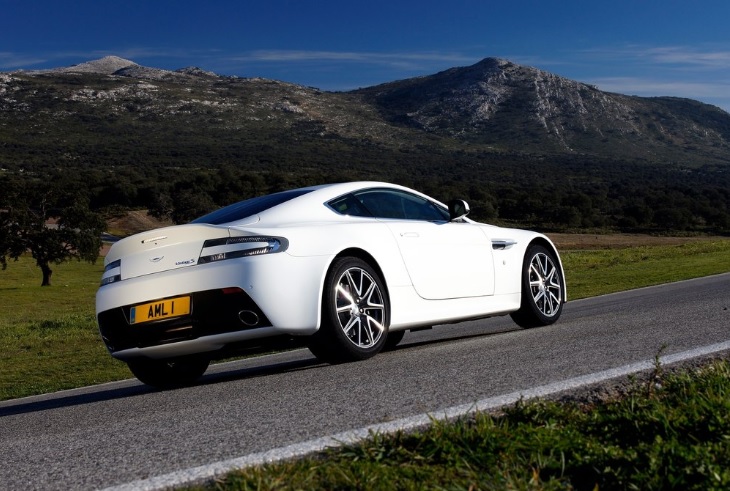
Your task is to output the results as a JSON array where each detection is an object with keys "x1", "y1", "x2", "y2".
[{"x1": 448, "y1": 199, "x2": 470, "y2": 221}]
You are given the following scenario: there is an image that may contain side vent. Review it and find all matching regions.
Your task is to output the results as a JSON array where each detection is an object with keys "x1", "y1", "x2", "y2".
[{"x1": 491, "y1": 239, "x2": 517, "y2": 250}]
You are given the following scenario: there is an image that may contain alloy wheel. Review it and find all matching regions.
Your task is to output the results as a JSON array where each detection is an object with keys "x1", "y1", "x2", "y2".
[
  {"x1": 334, "y1": 267, "x2": 386, "y2": 348},
  {"x1": 527, "y1": 252, "x2": 562, "y2": 317}
]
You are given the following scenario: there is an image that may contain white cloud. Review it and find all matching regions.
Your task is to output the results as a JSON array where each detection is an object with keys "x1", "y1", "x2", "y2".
[
  {"x1": 631, "y1": 46, "x2": 730, "y2": 69},
  {"x1": 0, "y1": 52, "x2": 48, "y2": 69},
  {"x1": 226, "y1": 50, "x2": 476, "y2": 73},
  {"x1": 579, "y1": 44, "x2": 730, "y2": 70},
  {"x1": 590, "y1": 76, "x2": 729, "y2": 97}
]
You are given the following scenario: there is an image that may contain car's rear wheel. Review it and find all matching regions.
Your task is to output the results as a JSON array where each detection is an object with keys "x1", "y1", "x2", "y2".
[
  {"x1": 510, "y1": 244, "x2": 564, "y2": 328},
  {"x1": 127, "y1": 355, "x2": 210, "y2": 388},
  {"x1": 308, "y1": 257, "x2": 389, "y2": 363}
]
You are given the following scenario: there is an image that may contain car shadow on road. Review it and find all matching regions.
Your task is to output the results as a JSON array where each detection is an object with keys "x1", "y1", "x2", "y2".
[
  {"x1": 200, "y1": 325, "x2": 523, "y2": 385},
  {"x1": 0, "y1": 384, "x2": 153, "y2": 417},
  {"x1": 390, "y1": 325, "x2": 523, "y2": 351},
  {"x1": 198, "y1": 355, "x2": 324, "y2": 386},
  {"x1": 0, "y1": 357, "x2": 323, "y2": 417}
]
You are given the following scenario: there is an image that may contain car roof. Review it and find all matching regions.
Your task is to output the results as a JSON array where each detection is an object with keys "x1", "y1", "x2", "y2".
[{"x1": 218, "y1": 181, "x2": 442, "y2": 226}]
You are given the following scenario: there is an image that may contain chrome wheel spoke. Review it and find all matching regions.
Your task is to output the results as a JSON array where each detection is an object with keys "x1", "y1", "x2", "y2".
[
  {"x1": 532, "y1": 288, "x2": 545, "y2": 304},
  {"x1": 547, "y1": 290, "x2": 561, "y2": 313},
  {"x1": 364, "y1": 312, "x2": 385, "y2": 332},
  {"x1": 336, "y1": 284, "x2": 357, "y2": 311},
  {"x1": 344, "y1": 271, "x2": 360, "y2": 297},
  {"x1": 361, "y1": 319, "x2": 375, "y2": 345},
  {"x1": 341, "y1": 314, "x2": 359, "y2": 336},
  {"x1": 364, "y1": 285, "x2": 384, "y2": 310}
]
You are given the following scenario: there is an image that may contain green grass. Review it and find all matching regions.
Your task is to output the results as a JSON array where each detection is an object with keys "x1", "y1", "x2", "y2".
[
  {"x1": 199, "y1": 359, "x2": 730, "y2": 490},
  {"x1": 1, "y1": 238, "x2": 729, "y2": 401},
  {"x1": 560, "y1": 239, "x2": 730, "y2": 299},
  {"x1": 0, "y1": 256, "x2": 130, "y2": 400}
]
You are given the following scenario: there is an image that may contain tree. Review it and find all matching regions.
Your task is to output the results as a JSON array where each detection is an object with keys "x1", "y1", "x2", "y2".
[
  {"x1": 0, "y1": 179, "x2": 105, "y2": 286},
  {"x1": 170, "y1": 188, "x2": 217, "y2": 224}
]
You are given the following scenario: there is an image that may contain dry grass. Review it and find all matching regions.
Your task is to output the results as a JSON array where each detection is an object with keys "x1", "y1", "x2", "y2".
[{"x1": 548, "y1": 232, "x2": 729, "y2": 250}]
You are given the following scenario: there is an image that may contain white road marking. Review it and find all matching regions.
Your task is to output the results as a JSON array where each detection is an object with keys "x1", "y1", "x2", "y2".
[{"x1": 103, "y1": 340, "x2": 730, "y2": 491}]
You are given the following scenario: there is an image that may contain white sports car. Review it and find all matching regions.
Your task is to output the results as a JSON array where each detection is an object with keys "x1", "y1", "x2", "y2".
[{"x1": 96, "y1": 182, "x2": 566, "y2": 387}]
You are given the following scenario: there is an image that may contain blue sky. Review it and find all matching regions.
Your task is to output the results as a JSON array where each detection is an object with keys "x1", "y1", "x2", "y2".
[{"x1": 2, "y1": 0, "x2": 730, "y2": 112}]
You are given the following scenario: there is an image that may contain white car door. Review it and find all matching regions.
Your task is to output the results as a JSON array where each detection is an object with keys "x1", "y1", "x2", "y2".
[
  {"x1": 354, "y1": 189, "x2": 495, "y2": 300},
  {"x1": 385, "y1": 220, "x2": 494, "y2": 299}
]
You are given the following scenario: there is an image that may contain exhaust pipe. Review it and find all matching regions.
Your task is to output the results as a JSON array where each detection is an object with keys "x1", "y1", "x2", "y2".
[{"x1": 238, "y1": 310, "x2": 260, "y2": 327}]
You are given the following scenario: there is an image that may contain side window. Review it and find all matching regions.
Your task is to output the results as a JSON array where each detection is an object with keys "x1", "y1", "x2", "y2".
[
  {"x1": 356, "y1": 190, "x2": 405, "y2": 219},
  {"x1": 352, "y1": 189, "x2": 449, "y2": 221},
  {"x1": 327, "y1": 193, "x2": 373, "y2": 217},
  {"x1": 401, "y1": 194, "x2": 449, "y2": 221}
]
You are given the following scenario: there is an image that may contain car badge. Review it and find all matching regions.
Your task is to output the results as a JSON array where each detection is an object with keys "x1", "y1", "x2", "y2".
[{"x1": 149, "y1": 256, "x2": 164, "y2": 263}]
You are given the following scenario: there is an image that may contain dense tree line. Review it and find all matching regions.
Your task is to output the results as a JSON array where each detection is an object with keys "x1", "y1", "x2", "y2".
[{"x1": 2, "y1": 151, "x2": 728, "y2": 236}]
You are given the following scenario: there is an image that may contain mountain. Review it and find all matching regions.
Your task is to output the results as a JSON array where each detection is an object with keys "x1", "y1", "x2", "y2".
[
  {"x1": 37, "y1": 55, "x2": 220, "y2": 82},
  {"x1": 356, "y1": 58, "x2": 730, "y2": 162},
  {"x1": 2, "y1": 55, "x2": 729, "y2": 172},
  {"x1": 52, "y1": 55, "x2": 138, "y2": 74}
]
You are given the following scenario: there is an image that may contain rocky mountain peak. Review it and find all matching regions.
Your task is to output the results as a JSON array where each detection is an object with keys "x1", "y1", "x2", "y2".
[
  {"x1": 175, "y1": 66, "x2": 218, "y2": 78},
  {"x1": 58, "y1": 55, "x2": 137, "y2": 75},
  {"x1": 356, "y1": 57, "x2": 730, "y2": 157}
]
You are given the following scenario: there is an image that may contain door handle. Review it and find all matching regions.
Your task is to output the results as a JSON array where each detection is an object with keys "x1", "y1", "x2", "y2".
[{"x1": 400, "y1": 232, "x2": 420, "y2": 238}]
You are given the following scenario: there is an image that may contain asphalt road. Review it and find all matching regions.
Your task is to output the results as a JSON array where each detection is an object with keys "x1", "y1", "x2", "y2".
[{"x1": 1, "y1": 273, "x2": 729, "y2": 490}]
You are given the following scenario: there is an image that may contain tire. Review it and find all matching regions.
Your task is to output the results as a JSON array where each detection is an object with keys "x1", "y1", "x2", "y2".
[
  {"x1": 308, "y1": 257, "x2": 390, "y2": 363},
  {"x1": 127, "y1": 355, "x2": 210, "y2": 388},
  {"x1": 383, "y1": 330, "x2": 405, "y2": 351},
  {"x1": 510, "y1": 244, "x2": 564, "y2": 328}
]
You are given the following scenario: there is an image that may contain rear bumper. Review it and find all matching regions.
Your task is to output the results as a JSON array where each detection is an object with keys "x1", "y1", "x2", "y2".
[{"x1": 98, "y1": 287, "x2": 273, "y2": 356}]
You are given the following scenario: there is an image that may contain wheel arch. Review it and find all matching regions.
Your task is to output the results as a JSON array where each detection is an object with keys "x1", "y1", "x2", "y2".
[
  {"x1": 332, "y1": 247, "x2": 390, "y2": 296},
  {"x1": 526, "y1": 236, "x2": 568, "y2": 303}
]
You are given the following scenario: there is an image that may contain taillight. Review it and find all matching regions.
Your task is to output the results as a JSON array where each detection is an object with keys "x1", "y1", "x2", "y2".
[
  {"x1": 100, "y1": 259, "x2": 121, "y2": 286},
  {"x1": 198, "y1": 236, "x2": 288, "y2": 264}
]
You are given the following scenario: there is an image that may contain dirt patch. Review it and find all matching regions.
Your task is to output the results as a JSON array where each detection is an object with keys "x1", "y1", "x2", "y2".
[
  {"x1": 547, "y1": 233, "x2": 729, "y2": 250},
  {"x1": 106, "y1": 210, "x2": 173, "y2": 237},
  {"x1": 101, "y1": 210, "x2": 174, "y2": 256}
]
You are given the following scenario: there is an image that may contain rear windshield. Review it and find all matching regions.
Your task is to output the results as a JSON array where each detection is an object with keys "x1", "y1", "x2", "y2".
[{"x1": 191, "y1": 189, "x2": 313, "y2": 225}]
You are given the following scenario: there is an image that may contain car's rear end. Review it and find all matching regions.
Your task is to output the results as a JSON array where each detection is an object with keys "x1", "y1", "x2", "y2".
[{"x1": 96, "y1": 224, "x2": 301, "y2": 361}]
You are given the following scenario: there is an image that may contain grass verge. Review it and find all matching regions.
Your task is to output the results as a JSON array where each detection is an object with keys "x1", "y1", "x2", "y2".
[
  {"x1": 0, "y1": 257, "x2": 130, "y2": 400},
  {"x1": 198, "y1": 358, "x2": 730, "y2": 490},
  {"x1": 0, "y1": 238, "x2": 728, "y2": 401},
  {"x1": 559, "y1": 239, "x2": 730, "y2": 299}
]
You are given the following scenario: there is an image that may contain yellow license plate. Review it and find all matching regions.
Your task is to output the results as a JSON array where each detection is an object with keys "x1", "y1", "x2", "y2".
[{"x1": 130, "y1": 296, "x2": 191, "y2": 325}]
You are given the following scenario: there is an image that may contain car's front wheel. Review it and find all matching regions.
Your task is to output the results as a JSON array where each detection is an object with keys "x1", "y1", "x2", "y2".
[
  {"x1": 308, "y1": 257, "x2": 390, "y2": 363},
  {"x1": 510, "y1": 244, "x2": 564, "y2": 328},
  {"x1": 127, "y1": 355, "x2": 210, "y2": 388}
]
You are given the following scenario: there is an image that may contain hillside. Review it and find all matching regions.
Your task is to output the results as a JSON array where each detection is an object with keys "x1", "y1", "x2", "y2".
[
  {"x1": 356, "y1": 58, "x2": 730, "y2": 164},
  {"x1": 0, "y1": 56, "x2": 415, "y2": 174},
  {"x1": 2, "y1": 56, "x2": 729, "y2": 170},
  {"x1": 1, "y1": 56, "x2": 729, "y2": 232}
]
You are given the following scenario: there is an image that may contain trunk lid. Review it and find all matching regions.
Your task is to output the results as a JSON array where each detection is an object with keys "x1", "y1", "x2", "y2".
[{"x1": 105, "y1": 224, "x2": 230, "y2": 280}]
